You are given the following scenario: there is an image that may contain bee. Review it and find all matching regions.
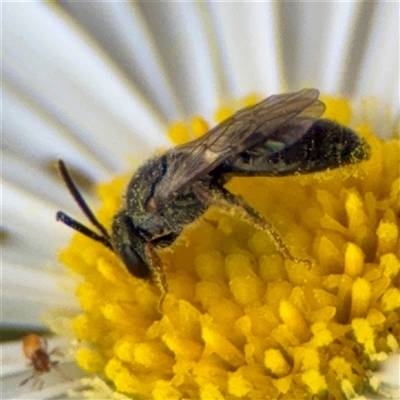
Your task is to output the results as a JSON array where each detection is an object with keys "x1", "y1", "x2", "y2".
[
  {"x1": 20, "y1": 334, "x2": 61, "y2": 388},
  {"x1": 57, "y1": 88, "x2": 370, "y2": 293}
]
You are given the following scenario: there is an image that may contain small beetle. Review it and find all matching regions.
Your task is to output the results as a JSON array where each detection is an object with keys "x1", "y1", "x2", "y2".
[{"x1": 20, "y1": 334, "x2": 61, "y2": 388}]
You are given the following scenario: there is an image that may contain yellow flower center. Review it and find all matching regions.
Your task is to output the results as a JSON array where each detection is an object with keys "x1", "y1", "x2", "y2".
[{"x1": 59, "y1": 95, "x2": 399, "y2": 399}]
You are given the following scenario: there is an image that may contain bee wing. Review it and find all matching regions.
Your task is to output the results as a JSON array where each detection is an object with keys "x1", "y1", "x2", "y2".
[{"x1": 152, "y1": 88, "x2": 325, "y2": 210}]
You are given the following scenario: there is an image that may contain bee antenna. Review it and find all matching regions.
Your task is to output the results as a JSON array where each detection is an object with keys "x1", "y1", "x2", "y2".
[
  {"x1": 57, "y1": 160, "x2": 113, "y2": 250},
  {"x1": 56, "y1": 211, "x2": 113, "y2": 250}
]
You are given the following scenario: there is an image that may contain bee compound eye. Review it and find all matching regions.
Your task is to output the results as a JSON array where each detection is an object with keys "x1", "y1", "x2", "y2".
[{"x1": 119, "y1": 244, "x2": 151, "y2": 279}]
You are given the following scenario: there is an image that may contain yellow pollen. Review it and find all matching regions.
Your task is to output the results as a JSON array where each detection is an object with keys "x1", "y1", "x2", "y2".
[
  {"x1": 350, "y1": 278, "x2": 372, "y2": 319},
  {"x1": 76, "y1": 348, "x2": 106, "y2": 373},
  {"x1": 214, "y1": 106, "x2": 234, "y2": 124},
  {"x1": 191, "y1": 116, "x2": 209, "y2": 138},
  {"x1": 302, "y1": 369, "x2": 327, "y2": 394},
  {"x1": 279, "y1": 300, "x2": 310, "y2": 343},
  {"x1": 377, "y1": 220, "x2": 399, "y2": 255},
  {"x1": 344, "y1": 242, "x2": 365, "y2": 278},
  {"x1": 227, "y1": 373, "x2": 253, "y2": 397},
  {"x1": 168, "y1": 121, "x2": 191, "y2": 145},
  {"x1": 264, "y1": 348, "x2": 291, "y2": 377},
  {"x1": 352, "y1": 318, "x2": 376, "y2": 355}
]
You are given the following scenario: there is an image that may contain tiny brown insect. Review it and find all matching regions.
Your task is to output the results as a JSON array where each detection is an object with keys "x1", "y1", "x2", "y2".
[{"x1": 20, "y1": 334, "x2": 62, "y2": 389}]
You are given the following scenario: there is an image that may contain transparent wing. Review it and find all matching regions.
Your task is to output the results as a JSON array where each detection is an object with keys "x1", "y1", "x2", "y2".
[{"x1": 152, "y1": 88, "x2": 325, "y2": 210}]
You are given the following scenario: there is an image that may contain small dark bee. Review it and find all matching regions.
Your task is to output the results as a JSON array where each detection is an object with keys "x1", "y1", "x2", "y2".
[
  {"x1": 20, "y1": 334, "x2": 61, "y2": 388},
  {"x1": 57, "y1": 89, "x2": 370, "y2": 293}
]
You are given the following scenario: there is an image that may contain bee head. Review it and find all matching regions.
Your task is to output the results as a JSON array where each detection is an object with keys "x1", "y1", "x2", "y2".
[
  {"x1": 111, "y1": 211, "x2": 152, "y2": 279},
  {"x1": 56, "y1": 160, "x2": 151, "y2": 280}
]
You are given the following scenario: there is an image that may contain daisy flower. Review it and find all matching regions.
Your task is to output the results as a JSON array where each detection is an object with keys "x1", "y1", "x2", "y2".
[{"x1": 2, "y1": 2, "x2": 399, "y2": 399}]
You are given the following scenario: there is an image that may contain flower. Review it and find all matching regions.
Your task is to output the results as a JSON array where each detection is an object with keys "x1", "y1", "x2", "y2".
[
  {"x1": 58, "y1": 95, "x2": 399, "y2": 400},
  {"x1": 2, "y1": 2, "x2": 399, "y2": 399}
]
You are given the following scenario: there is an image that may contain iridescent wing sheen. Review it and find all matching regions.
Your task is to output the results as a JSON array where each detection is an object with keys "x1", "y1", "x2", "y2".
[{"x1": 152, "y1": 88, "x2": 325, "y2": 210}]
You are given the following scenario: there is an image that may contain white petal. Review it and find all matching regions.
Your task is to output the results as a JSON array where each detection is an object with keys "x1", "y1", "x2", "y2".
[
  {"x1": 55, "y1": 2, "x2": 184, "y2": 121},
  {"x1": 355, "y1": 2, "x2": 400, "y2": 111},
  {"x1": 3, "y1": 2, "x2": 169, "y2": 172},
  {"x1": 206, "y1": 2, "x2": 283, "y2": 97}
]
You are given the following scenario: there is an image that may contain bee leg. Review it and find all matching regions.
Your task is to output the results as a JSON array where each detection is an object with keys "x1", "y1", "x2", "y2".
[
  {"x1": 193, "y1": 181, "x2": 308, "y2": 264},
  {"x1": 143, "y1": 243, "x2": 168, "y2": 309}
]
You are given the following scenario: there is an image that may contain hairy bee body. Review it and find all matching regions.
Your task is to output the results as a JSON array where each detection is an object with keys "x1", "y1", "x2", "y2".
[
  {"x1": 112, "y1": 152, "x2": 211, "y2": 278},
  {"x1": 57, "y1": 89, "x2": 370, "y2": 293}
]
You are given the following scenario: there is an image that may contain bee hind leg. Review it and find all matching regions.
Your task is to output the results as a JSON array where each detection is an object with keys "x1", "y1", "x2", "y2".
[{"x1": 192, "y1": 181, "x2": 309, "y2": 264}]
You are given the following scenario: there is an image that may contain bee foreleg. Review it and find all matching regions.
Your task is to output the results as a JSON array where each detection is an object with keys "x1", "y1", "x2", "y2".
[{"x1": 143, "y1": 243, "x2": 168, "y2": 307}]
